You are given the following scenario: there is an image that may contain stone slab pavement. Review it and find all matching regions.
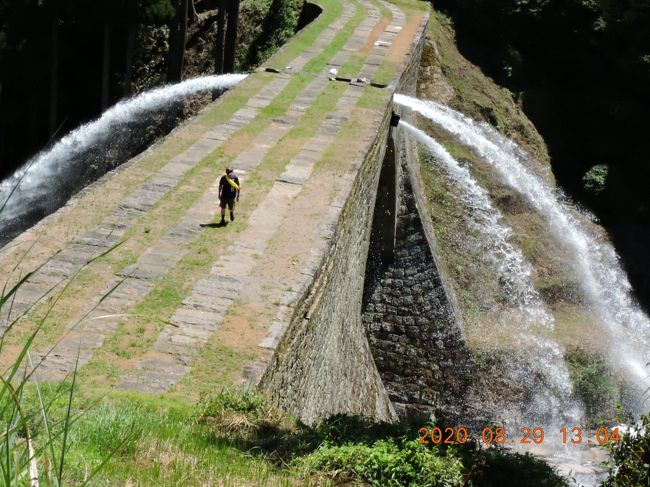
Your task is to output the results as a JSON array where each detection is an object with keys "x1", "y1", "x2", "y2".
[
  {"x1": 0, "y1": 0, "x2": 357, "y2": 337},
  {"x1": 117, "y1": 0, "x2": 406, "y2": 393},
  {"x1": 29, "y1": 0, "x2": 384, "y2": 383},
  {"x1": 116, "y1": 0, "x2": 394, "y2": 393}
]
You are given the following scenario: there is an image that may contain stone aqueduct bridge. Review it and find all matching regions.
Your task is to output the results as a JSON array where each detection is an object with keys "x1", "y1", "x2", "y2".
[{"x1": 0, "y1": 0, "x2": 467, "y2": 425}]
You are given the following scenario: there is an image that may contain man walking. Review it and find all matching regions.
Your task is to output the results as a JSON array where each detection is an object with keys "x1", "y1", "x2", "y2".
[{"x1": 219, "y1": 167, "x2": 240, "y2": 225}]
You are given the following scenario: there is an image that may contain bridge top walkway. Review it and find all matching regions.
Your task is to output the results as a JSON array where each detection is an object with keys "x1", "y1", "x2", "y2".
[{"x1": 0, "y1": 0, "x2": 428, "y2": 399}]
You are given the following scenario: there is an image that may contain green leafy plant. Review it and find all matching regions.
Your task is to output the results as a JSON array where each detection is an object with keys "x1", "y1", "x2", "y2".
[
  {"x1": 141, "y1": 0, "x2": 176, "y2": 23},
  {"x1": 582, "y1": 164, "x2": 609, "y2": 195},
  {"x1": 197, "y1": 386, "x2": 267, "y2": 418},
  {"x1": 295, "y1": 438, "x2": 464, "y2": 486},
  {"x1": 0, "y1": 341, "x2": 127, "y2": 486},
  {"x1": 565, "y1": 346, "x2": 621, "y2": 427},
  {"x1": 603, "y1": 414, "x2": 650, "y2": 487},
  {"x1": 458, "y1": 444, "x2": 568, "y2": 487},
  {"x1": 243, "y1": 0, "x2": 304, "y2": 68}
]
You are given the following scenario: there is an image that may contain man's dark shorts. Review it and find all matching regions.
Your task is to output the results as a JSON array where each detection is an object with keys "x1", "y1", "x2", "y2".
[{"x1": 220, "y1": 197, "x2": 235, "y2": 210}]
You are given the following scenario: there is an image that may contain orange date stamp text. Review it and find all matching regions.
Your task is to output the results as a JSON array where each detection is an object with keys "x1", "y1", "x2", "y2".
[{"x1": 418, "y1": 426, "x2": 621, "y2": 446}]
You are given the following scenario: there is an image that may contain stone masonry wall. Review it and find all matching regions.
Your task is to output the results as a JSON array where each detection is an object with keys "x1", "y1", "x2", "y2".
[
  {"x1": 261, "y1": 108, "x2": 397, "y2": 425},
  {"x1": 361, "y1": 137, "x2": 472, "y2": 421},
  {"x1": 261, "y1": 14, "x2": 441, "y2": 426}
]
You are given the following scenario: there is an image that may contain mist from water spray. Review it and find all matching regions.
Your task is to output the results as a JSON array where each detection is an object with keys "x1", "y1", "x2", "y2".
[
  {"x1": 399, "y1": 120, "x2": 582, "y2": 426},
  {"x1": 0, "y1": 74, "x2": 247, "y2": 234},
  {"x1": 399, "y1": 121, "x2": 549, "y2": 322},
  {"x1": 395, "y1": 94, "x2": 650, "y2": 397}
]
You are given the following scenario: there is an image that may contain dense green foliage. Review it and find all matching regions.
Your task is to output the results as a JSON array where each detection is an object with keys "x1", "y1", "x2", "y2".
[
  {"x1": 565, "y1": 347, "x2": 622, "y2": 427},
  {"x1": 603, "y1": 414, "x2": 650, "y2": 486},
  {"x1": 199, "y1": 386, "x2": 268, "y2": 416},
  {"x1": 243, "y1": 0, "x2": 303, "y2": 68},
  {"x1": 582, "y1": 163, "x2": 610, "y2": 195},
  {"x1": 436, "y1": 0, "x2": 650, "y2": 308},
  {"x1": 141, "y1": 0, "x2": 176, "y2": 22},
  {"x1": 196, "y1": 391, "x2": 568, "y2": 487},
  {"x1": 296, "y1": 439, "x2": 464, "y2": 486}
]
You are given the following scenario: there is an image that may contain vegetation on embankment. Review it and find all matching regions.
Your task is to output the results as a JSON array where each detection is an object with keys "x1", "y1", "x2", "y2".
[
  {"x1": 3, "y1": 381, "x2": 570, "y2": 486},
  {"x1": 416, "y1": 12, "x2": 552, "y2": 181},
  {"x1": 415, "y1": 9, "x2": 631, "y2": 429},
  {"x1": 565, "y1": 346, "x2": 625, "y2": 428},
  {"x1": 603, "y1": 413, "x2": 650, "y2": 487},
  {"x1": 415, "y1": 10, "x2": 569, "y2": 333},
  {"x1": 431, "y1": 0, "x2": 650, "y2": 311}
]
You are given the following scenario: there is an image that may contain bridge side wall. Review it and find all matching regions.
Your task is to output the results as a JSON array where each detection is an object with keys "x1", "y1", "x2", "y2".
[
  {"x1": 261, "y1": 17, "x2": 431, "y2": 425},
  {"x1": 261, "y1": 107, "x2": 397, "y2": 425},
  {"x1": 361, "y1": 126, "x2": 472, "y2": 423}
]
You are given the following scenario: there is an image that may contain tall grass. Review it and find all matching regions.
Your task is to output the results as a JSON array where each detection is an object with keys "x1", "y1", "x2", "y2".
[{"x1": 0, "y1": 216, "x2": 126, "y2": 485}]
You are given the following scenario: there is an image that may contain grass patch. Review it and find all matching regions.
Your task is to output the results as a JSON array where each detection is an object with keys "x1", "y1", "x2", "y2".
[
  {"x1": 337, "y1": 54, "x2": 365, "y2": 78},
  {"x1": 370, "y1": 0, "x2": 392, "y2": 18},
  {"x1": 177, "y1": 345, "x2": 254, "y2": 398},
  {"x1": 372, "y1": 59, "x2": 400, "y2": 85},
  {"x1": 61, "y1": 392, "x2": 292, "y2": 485},
  {"x1": 114, "y1": 250, "x2": 138, "y2": 272},
  {"x1": 565, "y1": 346, "x2": 625, "y2": 428},
  {"x1": 386, "y1": 0, "x2": 428, "y2": 12},
  {"x1": 110, "y1": 280, "x2": 185, "y2": 360},
  {"x1": 194, "y1": 388, "x2": 567, "y2": 487},
  {"x1": 358, "y1": 84, "x2": 392, "y2": 110}
]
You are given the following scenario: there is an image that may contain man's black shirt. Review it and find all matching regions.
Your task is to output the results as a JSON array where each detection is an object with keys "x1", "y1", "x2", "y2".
[{"x1": 219, "y1": 174, "x2": 240, "y2": 200}]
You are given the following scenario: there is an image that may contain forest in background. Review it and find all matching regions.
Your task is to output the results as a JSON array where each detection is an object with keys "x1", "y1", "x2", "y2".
[
  {"x1": 0, "y1": 0, "x2": 304, "y2": 181},
  {"x1": 435, "y1": 0, "x2": 650, "y2": 309}
]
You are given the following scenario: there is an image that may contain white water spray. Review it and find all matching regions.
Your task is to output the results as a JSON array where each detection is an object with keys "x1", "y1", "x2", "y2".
[
  {"x1": 399, "y1": 120, "x2": 581, "y2": 425},
  {"x1": 399, "y1": 121, "x2": 549, "y2": 323},
  {"x1": 0, "y1": 74, "x2": 247, "y2": 230},
  {"x1": 395, "y1": 94, "x2": 650, "y2": 394}
]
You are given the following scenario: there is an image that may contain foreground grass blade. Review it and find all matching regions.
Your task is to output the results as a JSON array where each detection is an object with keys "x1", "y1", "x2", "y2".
[{"x1": 57, "y1": 352, "x2": 79, "y2": 485}]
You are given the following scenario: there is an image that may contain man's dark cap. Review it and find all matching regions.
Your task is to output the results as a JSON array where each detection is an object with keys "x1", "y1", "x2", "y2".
[{"x1": 226, "y1": 167, "x2": 233, "y2": 174}]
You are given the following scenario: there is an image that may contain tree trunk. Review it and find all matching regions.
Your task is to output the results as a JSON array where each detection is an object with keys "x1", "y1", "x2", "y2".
[
  {"x1": 49, "y1": 2, "x2": 59, "y2": 135},
  {"x1": 0, "y1": 80, "x2": 4, "y2": 165},
  {"x1": 223, "y1": 0, "x2": 240, "y2": 73},
  {"x1": 166, "y1": 0, "x2": 188, "y2": 82},
  {"x1": 124, "y1": 21, "x2": 136, "y2": 96},
  {"x1": 101, "y1": 17, "x2": 112, "y2": 111},
  {"x1": 189, "y1": 0, "x2": 199, "y2": 24},
  {"x1": 214, "y1": 4, "x2": 226, "y2": 74}
]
